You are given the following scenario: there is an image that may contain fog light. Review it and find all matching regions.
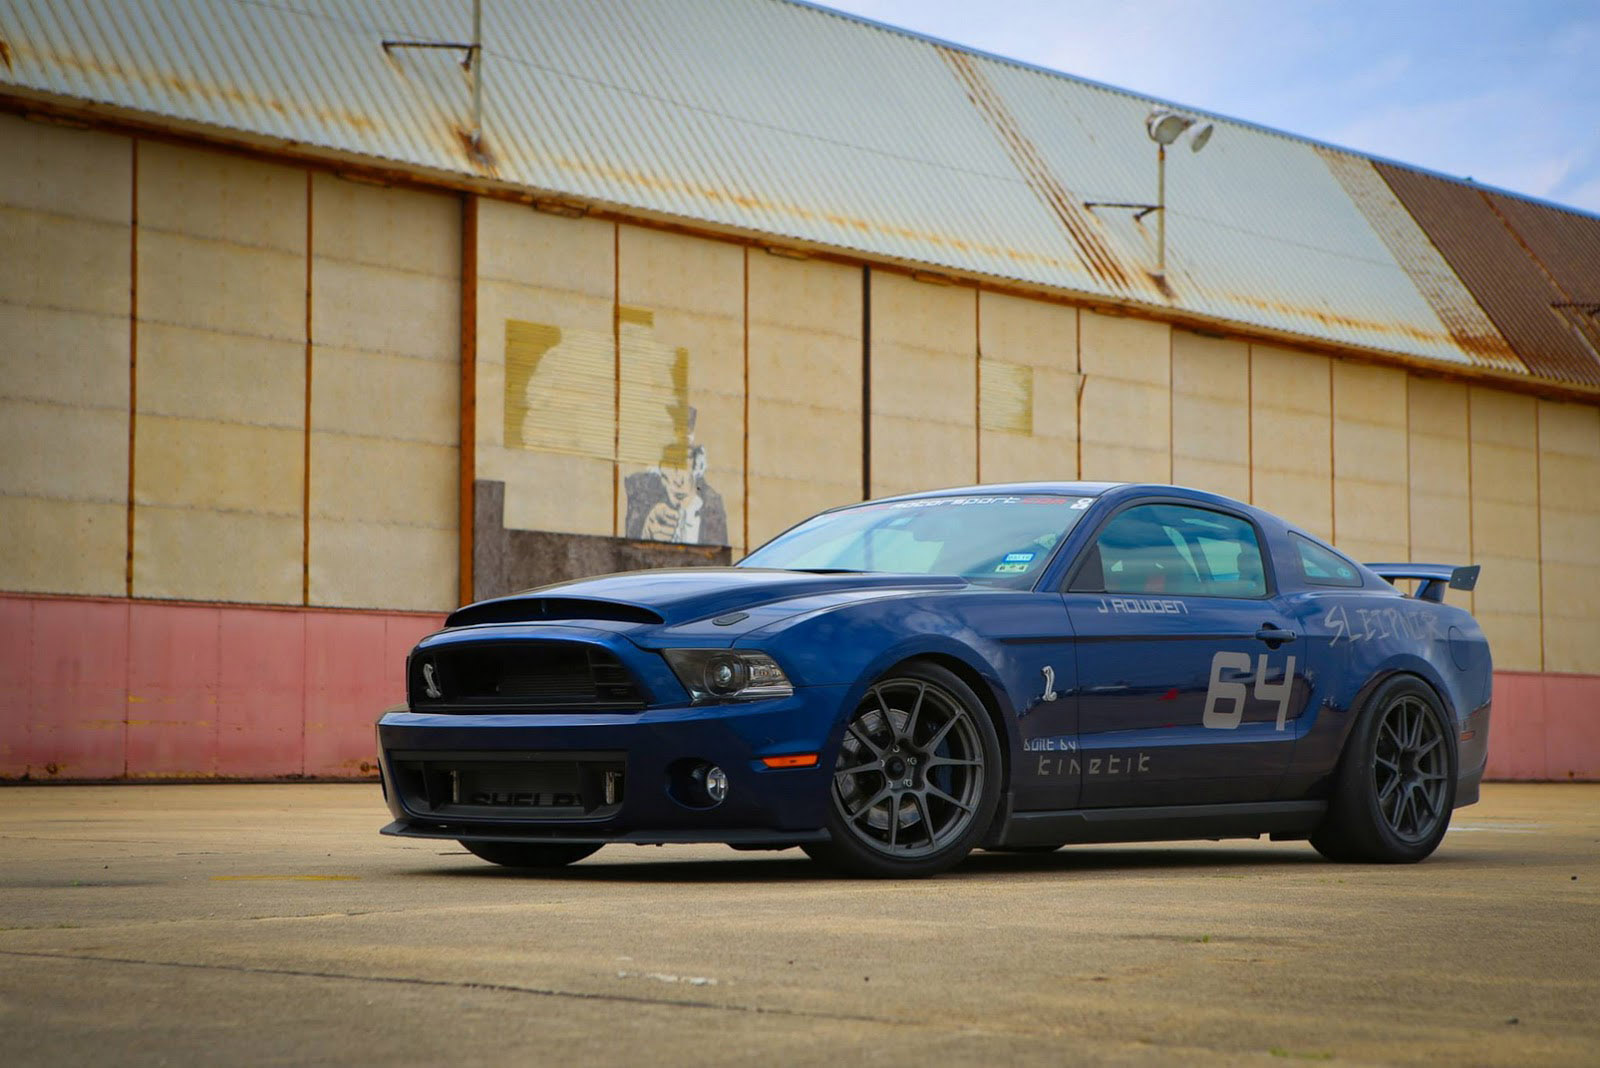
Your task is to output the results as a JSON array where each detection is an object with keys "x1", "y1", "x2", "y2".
[{"x1": 703, "y1": 765, "x2": 728, "y2": 804}]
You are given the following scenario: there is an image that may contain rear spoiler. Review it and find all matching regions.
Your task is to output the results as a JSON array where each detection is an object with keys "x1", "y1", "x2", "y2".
[{"x1": 1366, "y1": 563, "x2": 1480, "y2": 603}]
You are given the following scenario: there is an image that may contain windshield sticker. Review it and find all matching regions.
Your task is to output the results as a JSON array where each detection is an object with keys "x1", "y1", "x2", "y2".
[
  {"x1": 1003, "y1": 552, "x2": 1036, "y2": 563},
  {"x1": 889, "y1": 496, "x2": 1024, "y2": 509},
  {"x1": 1070, "y1": 498, "x2": 1092, "y2": 509},
  {"x1": 994, "y1": 562, "x2": 1030, "y2": 573}
]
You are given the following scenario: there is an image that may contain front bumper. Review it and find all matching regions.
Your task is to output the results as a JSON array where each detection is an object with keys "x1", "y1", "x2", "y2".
[{"x1": 377, "y1": 685, "x2": 848, "y2": 845}]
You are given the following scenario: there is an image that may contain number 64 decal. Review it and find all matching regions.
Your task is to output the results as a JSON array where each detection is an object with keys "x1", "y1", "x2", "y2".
[{"x1": 1203, "y1": 652, "x2": 1297, "y2": 731}]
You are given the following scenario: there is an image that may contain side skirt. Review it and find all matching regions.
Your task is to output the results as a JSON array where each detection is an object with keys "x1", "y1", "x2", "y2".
[
  {"x1": 381, "y1": 820, "x2": 828, "y2": 847},
  {"x1": 991, "y1": 800, "x2": 1328, "y2": 849}
]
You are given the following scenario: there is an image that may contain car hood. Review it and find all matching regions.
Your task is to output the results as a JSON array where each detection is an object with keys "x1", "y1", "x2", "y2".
[{"x1": 444, "y1": 568, "x2": 969, "y2": 629}]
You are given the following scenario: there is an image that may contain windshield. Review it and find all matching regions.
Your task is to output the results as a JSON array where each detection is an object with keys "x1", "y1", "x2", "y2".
[{"x1": 740, "y1": 494, "x2": 1095, "y2": 587}]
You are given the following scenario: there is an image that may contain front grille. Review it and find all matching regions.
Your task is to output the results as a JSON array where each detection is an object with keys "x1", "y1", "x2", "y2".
[
  {"x1": 409, "y1": 641, "x2": 644, "y2": 712},
  {"x1": 389, "y1": 751, "x2": 625, "y2": 821}
]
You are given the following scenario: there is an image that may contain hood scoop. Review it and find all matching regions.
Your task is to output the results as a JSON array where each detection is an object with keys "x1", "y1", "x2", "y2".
[{"x1": 446, "y1": 597, "x2": 664, "y2": 629}]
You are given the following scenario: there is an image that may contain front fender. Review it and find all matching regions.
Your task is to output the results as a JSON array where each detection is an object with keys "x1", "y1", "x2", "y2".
[{"x1": 743, "y1": 596, "x2": 1028, "y2": 775}]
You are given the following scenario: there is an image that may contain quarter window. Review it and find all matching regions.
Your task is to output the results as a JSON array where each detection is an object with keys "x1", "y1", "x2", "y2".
[
  {"x1": 1071, "y1": 504, "x2": 1268, "y2": 598},
  {"x1": 1293, "y1": 533, "x2": 1363, "y2": 587}
]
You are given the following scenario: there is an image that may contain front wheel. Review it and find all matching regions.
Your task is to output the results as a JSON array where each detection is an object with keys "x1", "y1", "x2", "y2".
[
  {"x1": 804, "y1": 662, "x2": 1002, "y2": 877},
  {"x1": 1311, "y1": 677, "x2": 1457, "y2": 864},
  {"x1": 459, "y1": 840, "x2": 602, "y2": 869}
]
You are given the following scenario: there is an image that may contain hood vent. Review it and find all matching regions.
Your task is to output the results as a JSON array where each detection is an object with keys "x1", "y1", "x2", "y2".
[{"x1": 446, "y1": 597, "x2": 664, "y2": 629}]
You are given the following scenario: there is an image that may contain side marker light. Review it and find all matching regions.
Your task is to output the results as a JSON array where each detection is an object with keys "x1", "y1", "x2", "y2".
[{"x1": 761, "y1": 754, "x2": 819, "y2": 769}]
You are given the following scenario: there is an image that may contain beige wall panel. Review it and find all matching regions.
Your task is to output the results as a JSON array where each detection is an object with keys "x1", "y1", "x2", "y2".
[
  {"x1": 981, "y1": 367, "x2": 1080, "y2": 482},
  {"x1": 0, "y1": 208, "x2": 131, "y2": 317},
  {"x1": 0, "y1": 399, "x2": 127, "y2": 501},
  {"x1": 1079, "y1": 311, "x2": 1169, "y2": 483},
  {"x1": 0, "y1": 114, "x2": 130, "y2": 221},
  {"x1": 313, "y1": 259, "x2": 458, "y2": 363},
  {"x1": 309, "y1": 435, "x2": 457, "y2": 610},
  {"x1": 132, "y1": 143, "x2": 307, "y2": 603},
  {"x1": 311, "y1": 174, "x2": 458, "y2": 274},
  {"x1": 138, "y1": 141, "x2": 304, "y2": 251},
  {"x1": 311, "y1": 435, "x2": 456, "y2": 526},
  {"x1": 1537, "y1": 401, "x2": 1600, "y2": 674},
  {"x1": 475, "y1": 205, "x2": 614, "y2": 537},
  {"x1": 1406, "y1": 378, "x2": 1472, "y2": 581},
  {"x1": 135, "y1": 415, "x2": 303, "y2": 516},
  {"x1": 747, "y1": 253, "x2": 861, "y2": 550},
  {"x1": 1079, "y1": 376, "x2": 1170, "y2": 483},
  {"x1": 1170, "y1": 331, "x2": 1249, "y2": 500},
  {"x1": 0, "y1": 118, "x2": 131, "y2": 599},
  {"x1": 309, "y1": 521, "x2": 458, "y2": 612},
  {"x1": 1332, "y1": 362, "x2": 1409, "y2": 562},
  {"x1": 0, "y1": 304, "x2": 129, "y2": 410},
  {"x1": 1468, "y1": 387, "x2": 1541, "y2": 671},
  {"x1": 137, "y1": 229, "x2": 304, "y2": 342},
  {"x1": 870, "y1": 273, "x2": 976, "y2": 498},
  {"x1": 137, "y1": 324, "x2": 304, "y2": 427},
  {"x1": 977, "y1": 291, "x2": 1078, "y2": 483},
  {"x1": 1250, "y1": 344, "x2": 1332, "y2": 538},
  {"x1": 133, "y1": 506, "x2": 301, "y2": 604},
  {"x1": 1079, "y1": 311, "x2": 1168, "y2": 382},
  {"x1": 479, "y1": 201, "x2": 614, "y2": 299},
  {"x1": 617, "y1": 227, "x2": 745, "y2": 548},
  {"x1": 308, "y1": 177, "x2": 459, "y2": 610},
  {"x1": 0, "y1": 497, "x2": 125, "y2": 595},
  {"x1": 312, "y1": 347, "x2": 459, "y2": 446}
]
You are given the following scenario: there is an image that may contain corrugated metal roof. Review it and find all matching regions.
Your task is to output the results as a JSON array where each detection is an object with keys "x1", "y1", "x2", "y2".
[
  {"x1": 1, "y1": 0, "x2": 1595, "y2": 389},
  {"x1": 1316, "y1": 148, "x2": 1525, "y2": 373},
  {"x1": 1376, "y1": 163, "x2": 1600, "y2": 388}
]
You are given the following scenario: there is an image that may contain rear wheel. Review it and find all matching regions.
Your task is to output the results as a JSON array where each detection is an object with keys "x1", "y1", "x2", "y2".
[
  {"x1": 458, "y1": 841, "x2": 602, "y2": 868},
  {"x1": 1311, "y1": 677, "x2": 1456, "y2": 864},
  {"x1": 804, "y1": 662, "x2": 1002, "y2": 877}
]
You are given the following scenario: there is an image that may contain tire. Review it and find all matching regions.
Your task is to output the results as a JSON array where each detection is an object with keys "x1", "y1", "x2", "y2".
[
  {"x1": 459, "y1": 840, "x2": 603, "y2": 868},
  {"x1": 1311, "y1": 676, "x2": 1457, "y2": 864},
  {"x1": 804, "y1": 662, "x2": 1003, "y2": 877}
]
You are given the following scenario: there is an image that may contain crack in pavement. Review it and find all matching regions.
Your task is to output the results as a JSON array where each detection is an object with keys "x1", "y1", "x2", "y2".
[{"x1": 0, "y1": 948, "x2": 907, "y2": 1029}]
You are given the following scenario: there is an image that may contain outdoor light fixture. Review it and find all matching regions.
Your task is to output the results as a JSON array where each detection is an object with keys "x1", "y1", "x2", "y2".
[
  {"x1": 1145, "y1": 109, "x2": 1192, "y2": 146},
  {"x1": 1085, "y1": 109, "x2": 1215, "y2": 281},
  {"x1": 1146, "y1": 109, "x2": 1213, "y2": 278}
]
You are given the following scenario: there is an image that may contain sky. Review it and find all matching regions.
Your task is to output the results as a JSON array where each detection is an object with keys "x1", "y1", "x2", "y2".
[{"x1": 816, "y1": 0, "x2": 1600, "y2": 215}]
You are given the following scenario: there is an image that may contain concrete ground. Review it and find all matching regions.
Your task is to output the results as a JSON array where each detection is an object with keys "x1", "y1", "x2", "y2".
[{"x1": 0, "y1": 784, "x2": 1595, "y2": 1066}]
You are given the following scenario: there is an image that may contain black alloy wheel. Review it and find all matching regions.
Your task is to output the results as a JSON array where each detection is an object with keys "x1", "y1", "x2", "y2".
[
  {"x1": 1372, "y1": 694, "x2": 1451, "y2": 843},
  {"x1": 1312, "y1": 676, "x2": 1457, "y2": 864},
  {"x1": 805, "y1": 662, "x2": 1002, "y2": 877},
  {"x1": 458, "y1": 840, "x2": 602, "y2": 869}
]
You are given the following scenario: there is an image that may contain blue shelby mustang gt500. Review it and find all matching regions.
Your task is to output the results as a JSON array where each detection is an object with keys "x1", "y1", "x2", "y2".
[{"x1": 378, "y1": 483, "x2": 1490, "y2": 877}]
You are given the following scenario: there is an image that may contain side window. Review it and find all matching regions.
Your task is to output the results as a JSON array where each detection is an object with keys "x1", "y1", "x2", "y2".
[
  {"x1": 1071, "y1": 503, "x2": 1268, "y2": 598},
  {"x1": 1293, "y1": 533, "x2": 1363, "y2": 587}
]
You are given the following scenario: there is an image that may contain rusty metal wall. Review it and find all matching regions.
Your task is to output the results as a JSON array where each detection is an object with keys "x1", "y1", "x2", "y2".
[{"x1": 1375, "y1": 163, "x2": 1600, "y2": 388}]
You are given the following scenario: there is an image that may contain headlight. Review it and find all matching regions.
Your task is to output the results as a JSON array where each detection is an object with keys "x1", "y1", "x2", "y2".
[{"x1": 662, "y1": 649, "x2": 793, "y2": 703}]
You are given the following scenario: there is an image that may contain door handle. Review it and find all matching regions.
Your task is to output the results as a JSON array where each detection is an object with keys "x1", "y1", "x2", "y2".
[{"x1": 1255, "y1": 625, "x2": 1296, "y2": 646}]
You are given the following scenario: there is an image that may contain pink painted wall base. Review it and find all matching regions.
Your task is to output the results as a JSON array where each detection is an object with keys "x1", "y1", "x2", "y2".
[
  {"x1": 1, "y1": 594, "x2": 1595, "y2": 781},
  {"x1": 1485, "y1": 671, "x2": 1600, "y2": 781},
  {"x1": 0, "y1": 594, "x2": 442, "y2": 780}
]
